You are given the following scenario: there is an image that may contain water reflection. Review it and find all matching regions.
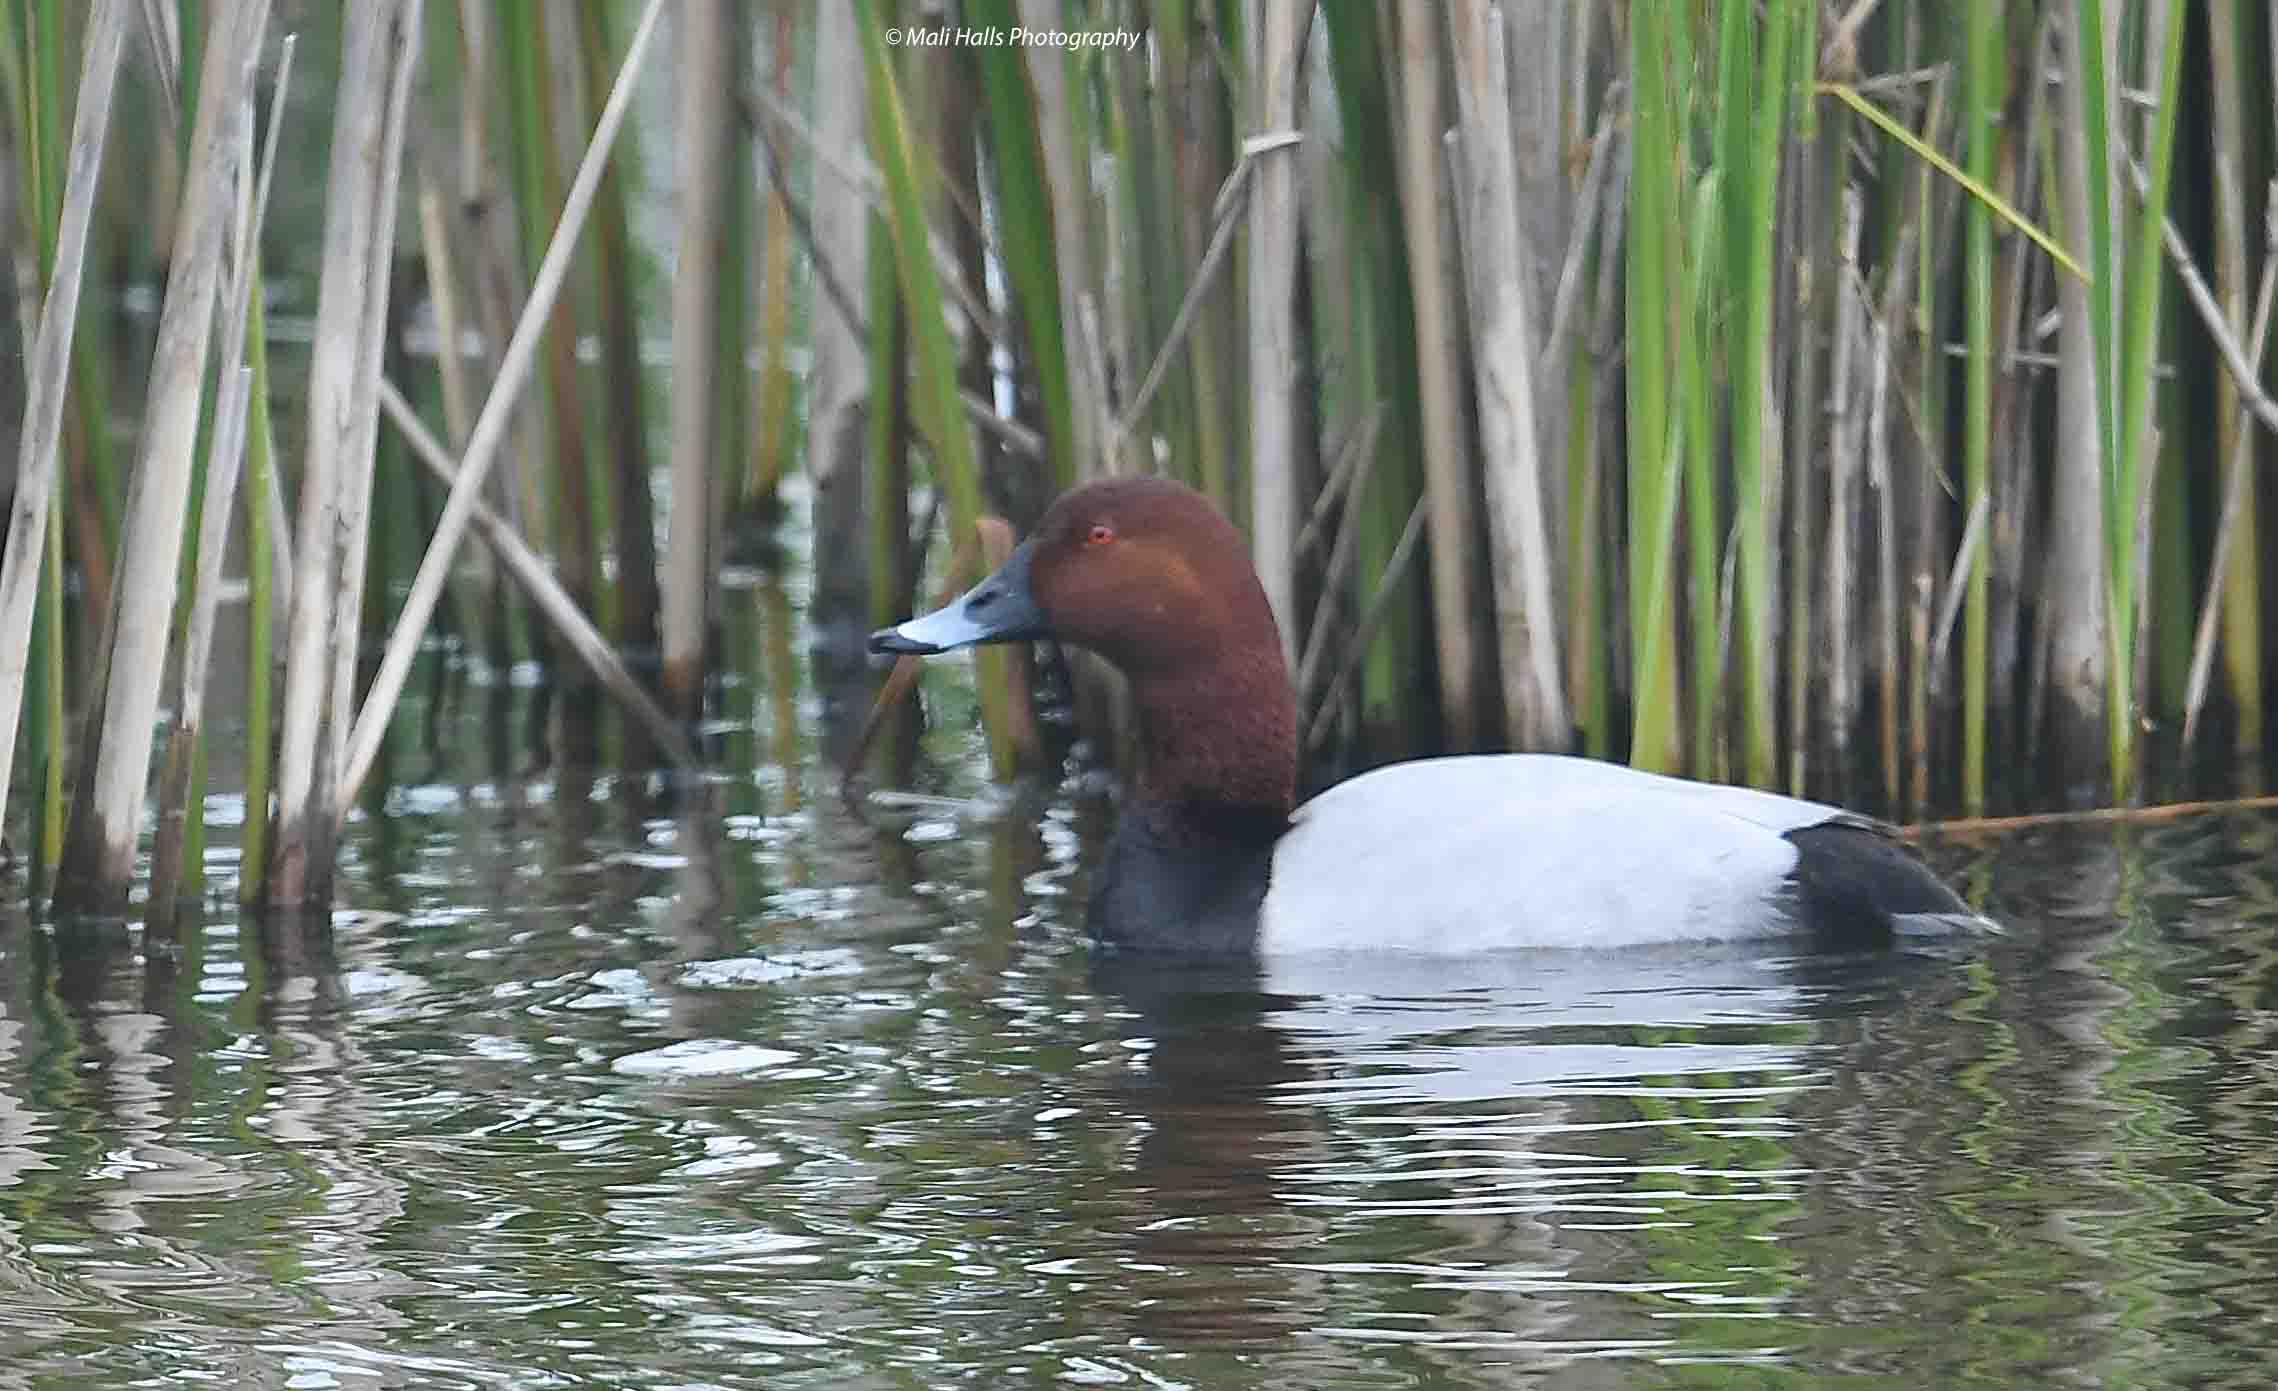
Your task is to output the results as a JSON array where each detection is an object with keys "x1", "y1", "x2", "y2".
[{"x1": 8, "y1": 650, "x2": 2278, "y2": 1386}]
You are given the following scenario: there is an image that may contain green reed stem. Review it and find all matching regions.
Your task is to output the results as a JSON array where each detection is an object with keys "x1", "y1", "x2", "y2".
[
  {"x1": 968, "y1": 0, "x2": 1074, "y2": 492},
  {"x1": 1680, "y1": 169, "x2": 1722, "y2": 779},
  {"x1": 240, "y1": 290, "x2": 274, "y2": 902},
  {"x1": 1626, "y1": 1, "x2": 1682, "y2": 772},
  {"x1": 1727, "y1": 0, "x2": 1795, "y2": 790},
  {"x1": 860, "y1": 1, "x2": 1016, "y2": 777},
  {"x1": 1960, "y1": 0, "x2": 1998, "y2": 814}
]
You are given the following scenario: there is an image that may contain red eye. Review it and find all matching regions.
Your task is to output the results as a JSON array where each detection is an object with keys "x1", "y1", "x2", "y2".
[{"x1": 1086, "y1": 523, "x2": 1116, "y2": 546}]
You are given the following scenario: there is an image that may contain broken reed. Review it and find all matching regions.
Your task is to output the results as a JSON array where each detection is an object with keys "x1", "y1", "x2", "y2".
[{"x1": 9, "y1": 3, "x2": 2278, "y2": 925}]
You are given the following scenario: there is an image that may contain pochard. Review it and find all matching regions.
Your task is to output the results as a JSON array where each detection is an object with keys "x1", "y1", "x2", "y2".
[{"x1": 872, "y1": 477, "x2": 1995, "y2": 956}]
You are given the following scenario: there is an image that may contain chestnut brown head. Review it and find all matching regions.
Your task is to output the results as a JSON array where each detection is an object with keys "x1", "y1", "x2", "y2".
[{"x1": 871, "y1": 478, "x2": 1285, "y2": 682}]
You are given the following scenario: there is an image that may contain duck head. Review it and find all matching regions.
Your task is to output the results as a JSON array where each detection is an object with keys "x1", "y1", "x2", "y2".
[{"x1": 870, "y1": 477, "x2": 1298, "y2": 826}]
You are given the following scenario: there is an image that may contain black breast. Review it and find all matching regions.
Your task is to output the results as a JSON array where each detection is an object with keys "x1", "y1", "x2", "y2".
[{"x1": 1088, "y1": 802, "x2": 1279, "y2": 957}]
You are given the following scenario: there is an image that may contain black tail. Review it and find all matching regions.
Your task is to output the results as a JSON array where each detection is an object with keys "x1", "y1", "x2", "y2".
[{"x1": 1783, "y1": 820, "x2": 1996, "y2": 944}]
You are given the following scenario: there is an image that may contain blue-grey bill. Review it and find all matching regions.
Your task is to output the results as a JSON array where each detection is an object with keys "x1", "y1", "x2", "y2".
[
  {"x1": 869, "y1": 542, "x2": 1047, "y2": 656},
  {"x1": 872, "y1": 595, "x2": 1005, "y2": 655}
]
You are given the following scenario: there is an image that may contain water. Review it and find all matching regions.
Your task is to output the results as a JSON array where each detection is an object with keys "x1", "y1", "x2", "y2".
[
  {"x1": 5, "y1": 739, "x2": 2278, "y2": 1389},
  {"x1": 9, "y1": 533, "x2": 2278, "y2": 1388}
]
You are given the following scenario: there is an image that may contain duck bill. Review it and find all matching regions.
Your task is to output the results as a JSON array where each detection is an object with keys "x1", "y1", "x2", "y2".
[{"x1": 870, "y1": 542, "x2": 1048, "y2": 655}]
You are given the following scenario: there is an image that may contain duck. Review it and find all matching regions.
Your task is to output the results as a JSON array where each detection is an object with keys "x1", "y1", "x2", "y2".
[{"x1": 871, "y1": 477, "x2": 1996, "y2": 956}]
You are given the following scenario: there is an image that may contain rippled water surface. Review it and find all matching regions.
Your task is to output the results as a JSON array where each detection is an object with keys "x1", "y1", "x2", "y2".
[{"x1": 7, "y1": 652, "x2": 2278, "y2": 1387}]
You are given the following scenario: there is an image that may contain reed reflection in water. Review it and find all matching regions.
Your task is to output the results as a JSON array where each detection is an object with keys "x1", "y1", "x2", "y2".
[{"x1": 4, "y1": 616, "x2": 2278, "y2": 1386}]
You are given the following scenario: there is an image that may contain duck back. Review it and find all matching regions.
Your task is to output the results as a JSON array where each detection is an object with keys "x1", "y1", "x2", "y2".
[{"x1": 1257, "y1": 755, "x2": 1984, "y2": 953}]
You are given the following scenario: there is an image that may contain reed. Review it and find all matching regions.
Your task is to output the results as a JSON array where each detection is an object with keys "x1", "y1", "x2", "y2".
[
  {"x1": 1624, "y1": 2, "x2": 1682, "y2": 775},
  {"x1": 802, "y1": 0, "x2": 872, "y2": 703},
  {"x1": 16, "y1": 1, "x2": 2278, "y2": 914},
  {"x1": 378, "y1": 382, "x2": 700, "y2": 773},
  {"x1": 2207, "y1": 3, "x2": 2263, "y2": 754},
  {"x1": 1449, "y1": 0, "x2": 1565, "y2": 750},
  {"x1": 967, "y1": 0, "x2": 1072, "y2": 494},
  {"x1": 53, "y1": 0, "x2": 264, "y2": 918},
  {"x1": 500, "y1": 0, "x2": 598, "y2": 636},
  {"x1": 238, "y1": 284, "x2": 278, "y2": 904},
  {"x1": 338, "y1": 0, "x2": 668, "y2": 818},
  {"x1": 268, "y1": 0, "x2": 417, "y2": 909},
  {"x1": 1247, "y1": 0, "x2": 1304, "y2": 670},
  {"x1": 149, "y1": 31, "x2": 290, "y2": 936},
  {"x1": 1319, "y1": 2, "x2": 1428, "y2": 753},
  {"x1": 660, "y1": 0, "x2": 732, "y2": 722},
  {"x1": 1394, "y1": 3, "x2": 1482, "y2": 750},
  {"x1": 1015, "y1": 0, "x2": 1103, "y2": 487},
  {"x1": 11, "y1": 0, "x2": 125, "y2": 634},
  {"x1": 1959, "y1": 0, "x2": 1999, "y2": 814},
  {"x1": 748, "y1": 0, "x2": 798, "y2": 514},
  {"x1": 1728, "y1": 0, "x2": 1797, "y2": 791},
  {"x1": 2116, "y1": 1, "x2": 2187, "y2": 786},
  {"x1": 857, "y1": 0, "x2": 1018, "y2": 778},
  {"x1": 2047, "y1": 12, "x2": 2108, "y2": 786},
  {"x1": 571, "y1": 0, "x2": 659, "y2": 671},
  {"x1": 0, "y1": 0, "x2": 124, "y2": 873}
]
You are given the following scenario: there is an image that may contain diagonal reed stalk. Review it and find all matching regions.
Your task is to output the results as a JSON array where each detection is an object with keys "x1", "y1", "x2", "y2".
[
  {"x1": 378, "y1": 382, "x2": 701, "y2": 773},
  {"x1": 336, "y1": 0, "x2": 668, "y2": 821}
]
